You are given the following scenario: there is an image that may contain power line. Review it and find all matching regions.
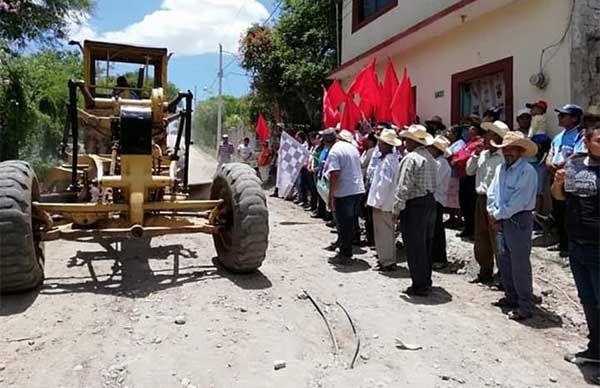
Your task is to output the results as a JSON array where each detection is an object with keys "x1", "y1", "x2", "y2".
[{"x1": 263, "y1": 0, "x2": 283, "y2": 25}]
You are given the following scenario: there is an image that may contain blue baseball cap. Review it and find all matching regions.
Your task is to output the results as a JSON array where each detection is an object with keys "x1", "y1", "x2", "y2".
[{"x1": 555, "y1": 104, "x2": 583, "y2": 116}]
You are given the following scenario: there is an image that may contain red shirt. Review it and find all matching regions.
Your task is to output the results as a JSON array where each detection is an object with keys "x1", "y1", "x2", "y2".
[
  {"x1": 450, "y1": 136, "x2": 483, "y2": 177},
  {"x1": 257, "y1": 147, "x2": 273, "y2": 167}
]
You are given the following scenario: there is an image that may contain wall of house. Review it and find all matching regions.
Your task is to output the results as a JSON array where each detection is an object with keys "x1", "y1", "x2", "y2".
[
  {"x1": 341, "y1": 0, "x2": 461, "y2": 63},
  {"x1": 571, "y1": 0, "x2": 600, "y2": 107},
  {"x1": 340, "y1": 0, "x2": 572, "y2": 136}
]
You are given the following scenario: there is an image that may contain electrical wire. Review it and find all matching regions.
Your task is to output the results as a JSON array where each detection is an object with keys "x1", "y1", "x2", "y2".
[
  {"x1": 539, "y1": 0, "x2": 575, "y2": 72},
  {"x1": 263, "y1": 0, "x2": 283, "y2": 25}
]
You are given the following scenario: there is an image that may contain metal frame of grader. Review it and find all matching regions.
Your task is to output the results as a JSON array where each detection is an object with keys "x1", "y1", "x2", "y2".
[{"x1": 35, "y1": 40, "x2": 224, "y2": 242}]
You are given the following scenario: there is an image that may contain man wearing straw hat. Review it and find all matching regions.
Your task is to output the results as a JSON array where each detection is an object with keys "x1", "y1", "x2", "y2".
[
  {"x1": 427, "y1": 135, "x2": 452, "y2": 270},
  {"x1": 487, "y1": 131, "x2": 538, "y2": 320},
  {"x1": 367, "y1": 129, "x2": 402, "y2": 272},
  {"x1": 394, "y1": 125, "x2": 437, "y2": 296},
  {"x1": 466, "y1": 120, "x2": 508, "y2": 284}
]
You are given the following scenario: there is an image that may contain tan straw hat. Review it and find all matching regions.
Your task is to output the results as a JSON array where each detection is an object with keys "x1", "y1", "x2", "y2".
[
  {"x1": 490, "y1": 131, "x2": 538, "y2": 157},
  {"x1": 337, "y1": 129, "x2": 358, "y2": 147},
  {"x1": 376, "y1": 128, "x2": 403, "y2": 147},
  {"x1": 481, "y1": 120, "x2": 509, "y2": 138},
  {"x1": 399, "y1": 124, "x2": 433, "y2": 146},
  {"x1": 584, "y1": 105, "x2": 600, "y2": 118},
  {"x1": 430, "y1": 135, "x2": 450, "y2": 154}
]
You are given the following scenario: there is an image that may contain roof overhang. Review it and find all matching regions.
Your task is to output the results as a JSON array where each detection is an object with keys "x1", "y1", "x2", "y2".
[
  {"x1": 329, "y1": 0, "x2": 515, "y2": 80},
  {"x1": 84, "y1": 40, "x2": 168, "y2": 65}
]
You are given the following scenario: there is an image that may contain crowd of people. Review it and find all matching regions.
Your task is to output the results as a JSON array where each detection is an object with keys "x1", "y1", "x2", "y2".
[{"x1": 260, "y1": 101, "x2": 600, "y2": 367}]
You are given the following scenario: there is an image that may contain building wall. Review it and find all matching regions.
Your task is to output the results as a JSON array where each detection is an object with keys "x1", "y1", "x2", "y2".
[
  {"x1": 571, "y1": 0, "x2": 600, "y2": 107},
  {"x1": 341, "y1": 0, "x2": 461, "y2": 63},
  {"x1": 340, "y1": 0, "x2": 572, "y2": 136}
]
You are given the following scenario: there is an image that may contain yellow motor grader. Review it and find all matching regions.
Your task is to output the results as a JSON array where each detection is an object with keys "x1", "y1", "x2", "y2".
[{"x1": 0, "y1": 40, "x2": 269, "y2": 293}]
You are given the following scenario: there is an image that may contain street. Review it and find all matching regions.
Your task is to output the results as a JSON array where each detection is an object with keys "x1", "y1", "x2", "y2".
[{"x1": 0, "y1": 148, "x2": 593, "y2": 388}]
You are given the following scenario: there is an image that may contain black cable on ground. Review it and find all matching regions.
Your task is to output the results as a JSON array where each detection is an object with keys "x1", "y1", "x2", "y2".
[
  {"x1": 303, "y1": 289, "x2": 339, "y2": 360},
  {"x1": 336, "y1": 300, "x2": 360, "y2": 369}
]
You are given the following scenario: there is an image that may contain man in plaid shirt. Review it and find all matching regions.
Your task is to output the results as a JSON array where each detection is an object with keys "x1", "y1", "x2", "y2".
[{"x1": 394, "y1": 125, "x2": 437, "y2": 296}]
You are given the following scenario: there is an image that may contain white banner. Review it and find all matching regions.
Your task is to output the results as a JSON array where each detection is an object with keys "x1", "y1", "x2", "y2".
[{"x1": 276, "y1": 132, "x2": 310, "y2": 199}]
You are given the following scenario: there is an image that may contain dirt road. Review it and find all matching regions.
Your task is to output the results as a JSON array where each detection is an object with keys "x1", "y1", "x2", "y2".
[{"x1": 0, "y1": 149, "x2": 595, "y2": 387}]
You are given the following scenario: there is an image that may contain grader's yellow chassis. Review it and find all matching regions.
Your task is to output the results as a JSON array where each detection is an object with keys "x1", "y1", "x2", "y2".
[{"x1": 0, "y1": 41, "x2": 269, "y2": 294}]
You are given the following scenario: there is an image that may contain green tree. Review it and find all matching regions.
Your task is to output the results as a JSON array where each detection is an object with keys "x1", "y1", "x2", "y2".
[
  {"x1": 0, "y1": 0, "x2": 94, "y2": 50},
  {"x1": 239, "y1": 0, "x2": 338, "y2": 128},
  {"x1": 193, "y1": 95, "x2": 252, "y2": 150},
  {"x1": 0, "y1": 50, "x2": 82, "y2": 168}
]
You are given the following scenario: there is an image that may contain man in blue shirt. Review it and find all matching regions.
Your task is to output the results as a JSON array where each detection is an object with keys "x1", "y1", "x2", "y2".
[
  {"x1": 546, "y1": 104, "x2": 584, "y2": 257},
  {"x1": 487, "y1": 131, "x2": 538, "y2": 321}
]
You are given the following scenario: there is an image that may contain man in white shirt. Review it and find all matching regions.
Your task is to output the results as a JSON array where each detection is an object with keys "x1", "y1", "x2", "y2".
[
  {"x1": 237, "y1": 137, "x2": 253, "y2": 163},
  {"x1": 367, "y1": 129, "x2": 402, "y2": 271},
  {"x1": 466, "y1": 120, "x2": 507, "y2": 283},
  {"x1": 217, "y1": 135, "x2": 235, "y2": 167},
  {"x1": 427, "y1": 136, "x2": 452, "y2": 270},
  {"x1": 326, "y1": 130, "x2": 366, "y2": 264}
]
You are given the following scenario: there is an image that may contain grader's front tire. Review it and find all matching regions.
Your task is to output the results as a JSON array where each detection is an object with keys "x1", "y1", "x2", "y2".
[
  {"x1": 210, "y1": 163, "x2": 268, "y2": 273},
  {"x1": 0, "y1": 161, "x2": 45, "y2": 294}
]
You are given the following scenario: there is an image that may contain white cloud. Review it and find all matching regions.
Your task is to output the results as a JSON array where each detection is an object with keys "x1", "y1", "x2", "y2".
[{"x1": 68, "y1": 0, "x2": 269, "y2": 56}]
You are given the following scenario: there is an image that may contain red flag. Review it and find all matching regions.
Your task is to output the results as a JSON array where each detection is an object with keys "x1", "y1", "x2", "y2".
[
  {"x1": 376, "y1": 58, "x2": 399, "y2": 122},
  {"x1": 340, "y1": 95, "x2": 362, "y2": 134},
  {"x1": 391, "y1": 68, "x2": 413, "y2": 128},
  {"x1": 255, "y1": 113, "x2": 270, "y2": 143},
  {"x1": 348, "y1": 59, "x2": 379, "y2": 117},
  {"x1": 323, "y1": 86, "x2": 340, "y2": 128},
  {"x1": 327, "y1": 80, "x2": 346, "y2": 109}
]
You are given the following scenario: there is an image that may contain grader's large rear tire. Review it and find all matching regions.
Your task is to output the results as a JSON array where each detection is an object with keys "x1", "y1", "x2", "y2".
[
  {"x1": 210, "y1": 163, "x2": 268, "y2": 273},
  {"x1": 0, "y1": 161, "x2": 44, "y2": 293}
]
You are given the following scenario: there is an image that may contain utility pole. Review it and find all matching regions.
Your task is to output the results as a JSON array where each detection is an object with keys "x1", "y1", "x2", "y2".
[{"x1": 216, "y1": 43, "x2": 223, "y2": 156}]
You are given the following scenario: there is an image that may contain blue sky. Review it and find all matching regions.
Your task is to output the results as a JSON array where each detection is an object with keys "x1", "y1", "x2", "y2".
[{"x1": 69, "y1": 0, "x2": 280, "y2": 100}]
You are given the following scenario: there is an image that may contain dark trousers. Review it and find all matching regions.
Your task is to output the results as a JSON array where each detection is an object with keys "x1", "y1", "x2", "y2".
[
  {"x1": 309, "y1": 171, "x2": 318, "y2": 210},
  {"x1": 552, "y1": 198, "x2": 568, "y2": 251},
  {"x1": 364, "y1": 205, "x2": 374, "y2": 243},
  {"x1": 496, "y1": 211, "x2": 534, "y2": 314},
  {"x1": 333, "y1": 194, "x2": 363, "y2": 257},
  {"x1": 432, "y1": 202, "x2": 447, "y2": 264},
  {"x1": 474, "y1": 194, "x2": 497, "y2": 279},
  {"x1": 569, "y1": 241, "x2": 600, "y2": 355},
  {"x1": 459, "y1": 175, "x2": 477, "y2": 235},
  {"x1": 400, "y1": 194, "x2": 436, "y2": 290}
]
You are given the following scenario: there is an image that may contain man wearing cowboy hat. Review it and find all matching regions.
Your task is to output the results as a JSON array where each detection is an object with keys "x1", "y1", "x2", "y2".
[
  {"x1": 466, "y1": 120, "x2": 508, "y2": 284},
  {"x1": 325, "y1": 129, "x2": 366, "y2": 264},
  {"x1": 487, "y1": 131, "x2": 538, "y2": 320},
  {"x1": 393, "y1": 124, "x2": 437, "y2": 296},
  {"x1": 427, "y1": 135, "x2": 452, "y2": 270},
  {"x1": 367, "y1": 129, "x2": 403, "y2": 272}
]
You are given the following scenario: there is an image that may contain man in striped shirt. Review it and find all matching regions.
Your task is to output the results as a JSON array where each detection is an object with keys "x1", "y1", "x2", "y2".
[{"x1": 394, "y1": 125, "x2": 437, "y2": 296}]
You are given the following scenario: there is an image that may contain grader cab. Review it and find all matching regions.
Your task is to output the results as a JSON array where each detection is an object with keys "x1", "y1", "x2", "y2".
[{"x1": 0, "y1": 40, "x2": 269, "y2": 293}]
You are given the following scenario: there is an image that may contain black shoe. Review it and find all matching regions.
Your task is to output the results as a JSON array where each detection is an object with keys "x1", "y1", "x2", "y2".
[
  {"x1": 310, "y1": 213, "x2": 324, "y2": 219},
  {"x1": 508, "y1": 309, "x2": 533, "y2": 321},
  {"x1": 403, "y1": 286, "x2": 431, "y2": 296},
  {"x1": 324, "y1": 242, "x2": 339, "y2": 252},
  {"x1": 432, "y1": 262, "x2": 448, "y2": 271},
  {"x1": 470, "y1": 276, "x2": 493, "y2": 284},
  {"x1": 328, "y1": 253, "x2": 354, "y2": 266},
  {"x1": 374, "y1": 263, "x2": 397, "y2": 272},
  {"x1": 564, "y1": 349, "x2": 600, "y2": 365},
  {"x1": 491, "y1": 297, "x2": 517, "y2": 308},
  {"x1": 325, "y1": 220, "x2": 336, "y2": 228}
]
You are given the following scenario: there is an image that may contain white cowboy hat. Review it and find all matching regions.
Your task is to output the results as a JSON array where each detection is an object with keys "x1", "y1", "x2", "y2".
[
  {"x1": 481, "y1": 120, "x2": 509, "y2": 139},
  {"x1": 398, "y1": 124, "x2": 433, "y2": 146},
  {"x1": 337, "y1": 129, "x2": 358, "y2": 147},
  {"x1": 429, "y1": 135, "x2": 450, "y2": 154},
  {"x1": 490, "y1": 131, "x2": 538, "y2": 157},
  {"x1": 376, "y1": 128, "x2": 403, "y2": 147}
]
